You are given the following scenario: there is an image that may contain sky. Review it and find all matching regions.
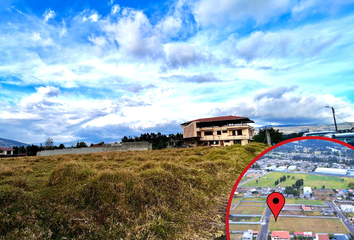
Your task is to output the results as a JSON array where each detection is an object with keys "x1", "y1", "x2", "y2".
[{"x1": 1, "y1": 0, "x2": 354, "y2": 145}]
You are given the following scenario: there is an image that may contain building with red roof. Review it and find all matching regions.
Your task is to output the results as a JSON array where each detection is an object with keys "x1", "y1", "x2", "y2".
[
  {"x1": 302, "y1": 204, "x2": 312, "y2": 211},
  {"x1": 0, "y1": 147, "x2": 14, "y2": 156},
  {"x1": 315, "y1": 234, "x2": 330, "y2": 240},
  {"x1": 271, "y1": 231, "x2": 290, "y2": 240},
  {"x1": 180, "y1": 115, "x2": 254, "y2": 147}
]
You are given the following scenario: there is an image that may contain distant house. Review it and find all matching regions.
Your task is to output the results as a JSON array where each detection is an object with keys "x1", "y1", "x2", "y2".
[
  {"x1": 180, "y1": 115, "x2": 254, "y2": 147},
  {"x1": 321, "y1": 208, "x2": 334, "y2": 215},
  {"x1": 294, "y1": 232, "x2": 313, "y2": 237},
  {"x1": 0, "y1": 147, "x2": 14, "y2": 156},
  {"x1": 315, "y1": 234, "x2": 330, "y2": 240},
  {"x1": 242, "y1": 230, "x2": 253, "y2": 240},
  {"x1": 303, "y1": 187, "x2": 312, "y2": 197},
  {"x1": 271, "y1": 231, "x2": 290, "y2": 240},
  {"x1": 302, "y1": 205, "x2": 312, "y2": 211}
]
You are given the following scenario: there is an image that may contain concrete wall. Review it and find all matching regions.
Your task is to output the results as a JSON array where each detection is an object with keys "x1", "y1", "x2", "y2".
[
  {"x1": 37, "y1": 142, "x2": 152, "y2": 156},
  {"x1": 102, "y1": 142, "x2": 152, "y2": 152},
  {"x1": 37, "y1": 147, "x2": 103, "y2": 156}
]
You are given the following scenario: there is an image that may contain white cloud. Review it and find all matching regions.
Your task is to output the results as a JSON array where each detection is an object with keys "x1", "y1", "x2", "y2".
[
  {"x1": 193, "y1": 0, "x2": 293, "y2": 27},
  {"x1": 30, "y1": 32, "x2": 55, "y2": 47},
  {"x1": 156, "y1": 15, "x2": 182, "y2": 40},
  {"x1": 43, "y1": 9, "x2": 56, "y2": 22},
  {"x1": 89, "y1": 13, "x2": 100, "y2": 22},
  {"x1": 292, "y1": 0, "x2": 354, "y2": 19},
  {"x1": 111, "y1": 4, "x2": 120, "y2": 14},
  {"x1": 210, "y1": 90, "x2": 354, "y2": 126},
  {"x1": 101, "y1": 9, "x2": 164, "y2": 58},
  {"x1": 165, "y1": 43, "x2": 205, "y2": 67}
]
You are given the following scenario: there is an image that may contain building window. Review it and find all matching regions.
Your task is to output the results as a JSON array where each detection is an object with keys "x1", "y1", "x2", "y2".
[
  {"x1": 237, "y1": 129, "x2": 242, "y2": 135},
  {"x1": 222, "y1": 130, "x2": 227, "y2": 133},
  {"x1": 197, "y1": 132, "x2": 201, "y2": 137},
  {"x1": 204, "y1": 131, "x2": 213, "y2": 136},
  {"x1": 232, "y1": 130, "x2": 236, "y2": 135},
  {"x1": 209, "y1": 141, "x2": 213, "y2": 145},
  {"x1": 224, "y1": 140, "x2": 230, "y2": 143},
  {"x1": 217, "y1": 131, "x2": 221, "y2": 135},
  {"x1": 233, "y1": 140, "x2": 241, "y2": 144},
  {"x1": 214, "y1": 141, "x2": 219, "y2": 144}
]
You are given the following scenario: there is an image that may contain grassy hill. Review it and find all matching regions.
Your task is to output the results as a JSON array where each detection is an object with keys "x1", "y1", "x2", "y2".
[{"x1": 0, "y1": 142, "x2": 268, "y2": 239}]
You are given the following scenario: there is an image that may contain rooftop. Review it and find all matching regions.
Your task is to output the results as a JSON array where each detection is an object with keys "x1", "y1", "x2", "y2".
[
  {"x1": 271, "y1": 231, "x2": 290, "y2": 239},
  {"x1": 181, "y1": 115, "x2": 254, "y2": 126},
  {"x1": 0, "y1": 147, "x2": 13, "y2": 151}
]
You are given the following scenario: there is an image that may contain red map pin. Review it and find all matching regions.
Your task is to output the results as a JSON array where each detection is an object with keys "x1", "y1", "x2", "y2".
[{"x1": 267, "y1": 192, "x2": 285, "y2": 221}]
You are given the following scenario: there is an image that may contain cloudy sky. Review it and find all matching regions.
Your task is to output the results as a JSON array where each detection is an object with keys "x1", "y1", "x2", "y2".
[{"x1": 1, "y1": 0, "x2": 354, "y2": 144}]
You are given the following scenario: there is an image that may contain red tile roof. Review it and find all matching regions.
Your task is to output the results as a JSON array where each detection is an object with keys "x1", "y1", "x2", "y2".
[
  {"x1": 317, "y1": 234, "x2": 329, "y2": 240},
  {"x1": 89, "y1": 144, "x2": 103, "y2": 148},
  {"x1": 181, "y1": 115, "x2": 254, "y2": 125},
  {"x1": 302, "y1": 204, "x2": 311, "y2": 211},
  {"x1": 0, "y1": 147, "x2": 13, "y2": 151},
  {"x1": 271, "y1": 231, "x2": 290, "y2": 239}
]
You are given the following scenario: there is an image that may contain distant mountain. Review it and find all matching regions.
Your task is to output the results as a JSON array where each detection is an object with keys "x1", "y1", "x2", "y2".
[
  {"x1": 0, "y1": 138, "x2": 29, "y2": 148},
  {"x1": 256, "y1": 122, "x2": 354, "y2": 134}
]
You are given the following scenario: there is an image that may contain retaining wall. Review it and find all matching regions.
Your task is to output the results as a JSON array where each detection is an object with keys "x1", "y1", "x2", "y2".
[{"x1": 37, "y1": 142, "x2": 152, "y2": 156}]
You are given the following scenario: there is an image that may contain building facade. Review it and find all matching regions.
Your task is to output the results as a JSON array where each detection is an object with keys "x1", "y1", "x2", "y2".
[
  {"x1": 181, "y1": 116, "x2": 254, "y2": 147},
  {"x1": 0, "y1": 147, "x2": 14, "y2": 156}
]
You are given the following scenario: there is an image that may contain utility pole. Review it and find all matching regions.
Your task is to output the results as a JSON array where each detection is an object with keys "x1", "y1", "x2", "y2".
[
  {"x1": 326, "y1": 106, "x2": 338, "y2": 133},
  {"x1": 265, "y1": 128, "x2": 272, "y2": 146}
]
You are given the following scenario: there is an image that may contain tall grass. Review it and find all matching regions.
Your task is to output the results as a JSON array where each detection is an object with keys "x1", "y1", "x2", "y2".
[{"x1": 0, "y1": 143, "x2": 268, "y2": 239}]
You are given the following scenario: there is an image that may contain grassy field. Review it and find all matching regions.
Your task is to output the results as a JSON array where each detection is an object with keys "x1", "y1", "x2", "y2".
[
  {"x1": 229, "y1": 224, "x2": 260, "y2": 231},
  {"x1": 0, "y1": 143, "x2": 268, "y2": 239},
  {"x1": 238, "y1": 201, "x2": 265, "y2": 206},
  {"x1": 270, "y1": 217, "x2": 349, "y2": 233},
  {"x1": 230, "y1": 233, "x2": 243, "y2": 240},
  {"x1": 284, "y1": 199, "x2": 325, "y2": 205},
  {"x1": 243, "y1": 172, "x2": 348, "y2": 189},
  {"x1": 304, "y1": 211, "x2": 323, "y2": 216},
  {"x1": 230, "y1": 206, "x2": 265, "y2": 215},
  {"x1": 344, "y1": 213, "x2": 354, "y2": 218},
  {"x1": 242, "y1": 197, "x2": 267, "y2": 201},
  {"x1": 232, "y1": 198, "x2": 242, "y2": 204},
  {"x1": 230, "y1": 216, "x2": 261, "y2": 222}
]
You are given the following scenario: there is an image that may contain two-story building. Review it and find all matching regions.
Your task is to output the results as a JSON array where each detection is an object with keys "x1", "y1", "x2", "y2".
[{"x1": 181, "y1": 115, "x2": 254, "y2": 147}]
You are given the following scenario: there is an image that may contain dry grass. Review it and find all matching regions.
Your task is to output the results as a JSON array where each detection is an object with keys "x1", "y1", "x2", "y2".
[
  {"x1": 0, "y1": 142, "x2": 268, "y2": 239},
  {"x1": 270, "y1": 217, "x2": 349, "y2": 233},
  {"x1": 229, "y1": 224, "x2": 260, "y2": 231}
]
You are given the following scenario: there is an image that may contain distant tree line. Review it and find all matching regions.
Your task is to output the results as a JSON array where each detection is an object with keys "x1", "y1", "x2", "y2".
[{"x1": 121, "y1": 132, "x2": 183, "y2": 150}]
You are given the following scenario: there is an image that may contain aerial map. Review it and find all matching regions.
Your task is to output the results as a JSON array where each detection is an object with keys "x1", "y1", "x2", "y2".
[{"x1": 228, "y1": 139, "x2": 354, "y2": 240}]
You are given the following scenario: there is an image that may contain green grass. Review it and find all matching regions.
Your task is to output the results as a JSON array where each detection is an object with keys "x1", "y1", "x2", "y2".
[
  {"x1": 0, "y1": 142, "x2": 269, "y2": 239},
  {"x1": 284, "y1": 199, "x2": 325, "y2": 205},
  {"x1": 243, "y1": 172, "x2": 348, "y2": 189},
  {"x1": 232, "y1": 198, "x2": 242, "y2": 204},
  {"x1": 230, "y1": 206, "x2": 265, "y2": 215},
  {"x1": 242, "y1": 197, "x2": 266, "y2": 201},
  {"x1": 229, "y1": 224, "x2": 260, "y2": 231}
]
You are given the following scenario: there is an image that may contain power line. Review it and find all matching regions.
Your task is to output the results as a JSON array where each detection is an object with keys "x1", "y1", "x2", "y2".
[{"x1": 334, "y1": 114, "x2": 353, "y2": 128}]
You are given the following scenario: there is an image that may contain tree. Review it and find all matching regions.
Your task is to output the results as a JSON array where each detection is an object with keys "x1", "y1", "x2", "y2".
[
  {"x1": 322, "y1": 185, "x2": 325, "y2": 189},
  {"x1": 59, "y1": 144, "x2": 65, "y2": 149},
  {"x1": 76, "y1": 142, "x2": 87, "y2": 148},
  {"x1": 287, "y1": 175, "x2": 290, "y2": 179},
  {"x1": 45, "y1": 137, "x2": 54, "y2": 150},
  {"x1": 275, "y1": 180, "x2": 279, "y2": 185},
  {"x1": 256, "y1": 179, "x2": 258, "y2": 184},
  {"x1": 253, "y1": 127, "x2": 283, "y2": 144}
]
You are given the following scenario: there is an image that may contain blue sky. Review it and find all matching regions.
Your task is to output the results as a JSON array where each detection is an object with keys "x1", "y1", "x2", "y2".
[{"x1": 1, "y1": 0, "x2": 354, "y2": 144}]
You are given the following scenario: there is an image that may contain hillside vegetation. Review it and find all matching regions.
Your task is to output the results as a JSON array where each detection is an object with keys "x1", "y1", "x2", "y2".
[{"x1": 0, "y1": 143, "x2": 268, "y2": 239}]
